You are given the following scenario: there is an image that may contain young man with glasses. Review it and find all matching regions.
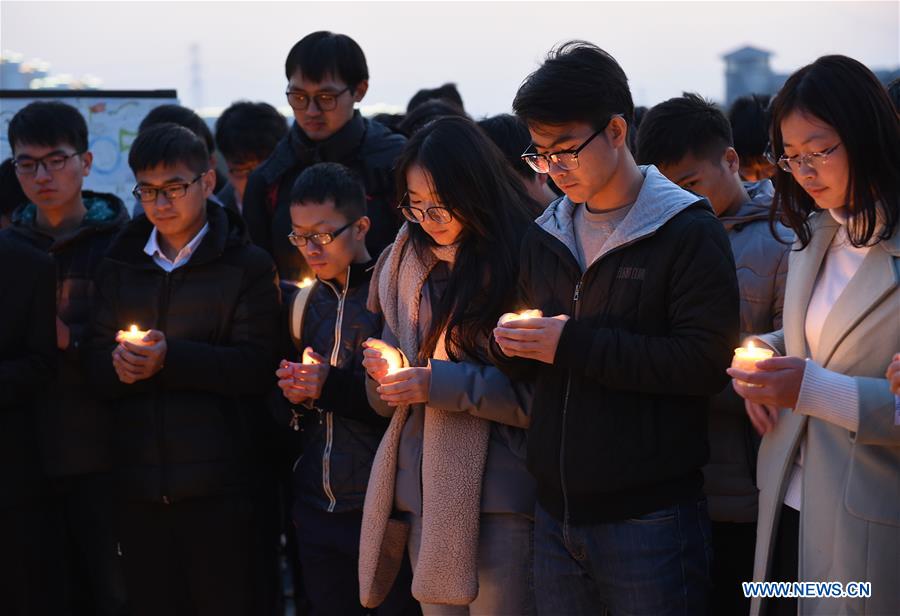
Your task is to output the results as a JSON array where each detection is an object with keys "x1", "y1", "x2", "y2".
[
  {"x1": 242, "y1": 30, "x2": 406, "y2": 284},
  {"x1": 1, "y1": 100, "x2": 130, "y2": 615},
  {"x1": 272, "y1": 162, "x2": 416, "y2": 615},
  {"x1": 86, "y1": 123, "x2": 280, "y2": 616},
  {"x1": 493, "y1": 42, "x2": 740, "y2": 615},
  {"x1": 637, "y1": 93, "x2": 793, "y2": 616}
]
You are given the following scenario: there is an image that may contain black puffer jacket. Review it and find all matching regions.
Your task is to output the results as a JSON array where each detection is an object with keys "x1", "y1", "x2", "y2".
[
  {"x1": 1, "y1": 192, "x2": 129, "y2": 477},
  {"x1": 0, "y1": 240, "x2": 56, "y2": 508},
  {"x1": 87, "y1": 203, "x2": 280, "y2": 503},
  {"x1": 272, "y1": 261, "x2": 387, "y2": 513},
  {"x1": 498, "y1": 167, "x2": 740, "y2": 524},
  {"x1": 242, "y1": 112, "x2": 406, "y2": 282}
]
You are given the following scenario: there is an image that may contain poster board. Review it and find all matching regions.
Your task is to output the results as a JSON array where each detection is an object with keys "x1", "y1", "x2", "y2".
[{"x1": 0, "y1": 89, "x2": 178, "y2": 207}]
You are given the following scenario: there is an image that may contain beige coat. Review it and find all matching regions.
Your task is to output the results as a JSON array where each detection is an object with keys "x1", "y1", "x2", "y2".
[{"x1": 751, "y1": 211, "x2": 900, "y2": 615}]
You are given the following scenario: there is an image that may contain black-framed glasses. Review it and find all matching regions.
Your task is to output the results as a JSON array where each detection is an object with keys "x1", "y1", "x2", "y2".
[
  {"x1": 520, "y1": 114, "x2": 620, "y2": 174},
  {"x1": 770, "y1": 143, "x2": 842, "y2": 173},
  {"x1": 397, "y1": 193, "x2": 453, "y2": 224},
  {"x1": 132, "y1": 173, "x2": 205, "y2": 203},
  {"x1": 287, "y1": 219, "x2": 358, "y2": 247},
  {"x1": 13, "y1": 150, "x2": 85, "y2": 176},
  {"x1": 285, "y1": 87, "x2": 351, "y2": 111}
]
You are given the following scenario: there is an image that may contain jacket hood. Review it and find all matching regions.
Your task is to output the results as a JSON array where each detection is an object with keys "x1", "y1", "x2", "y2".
[
  {"x1": 719, "y1": 180, "x2": 775, "y2": 231},
  {"x1": 10, "y1": 190, "x2": 129, "y2": 249},
  {"x1": 535, "y1": 164, "x2": 709, "y2": 264},
  {"x1": 105, "y1": 201, "x2": 248, "y2": 267}
]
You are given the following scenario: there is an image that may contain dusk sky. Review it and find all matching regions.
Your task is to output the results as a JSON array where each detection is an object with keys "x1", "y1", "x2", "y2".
[{"x1": 2, "y1": 1, "x2": 898, "y2": 116}]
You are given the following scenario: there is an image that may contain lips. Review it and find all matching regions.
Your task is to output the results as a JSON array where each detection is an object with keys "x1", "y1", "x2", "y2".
[
  {"x1": 805, "y1": 186, "x2": 827, "y2": 197},
  {"x1": 36, "y1": 188, "x2": 56, "y2": 195}
]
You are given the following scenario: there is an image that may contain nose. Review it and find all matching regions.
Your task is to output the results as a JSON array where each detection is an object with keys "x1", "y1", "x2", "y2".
[
  {"x1": 34, "y1": 162, "x2": 53, "y2": 182},
  {"x1": 305, "y1": 98, "x2": 323, "y2": 116}
]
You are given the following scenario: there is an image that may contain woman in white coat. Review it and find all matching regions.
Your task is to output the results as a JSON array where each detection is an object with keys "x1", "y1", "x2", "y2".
[{"x1": 728, "y1": 55, "x2": 899, "y2": 616}]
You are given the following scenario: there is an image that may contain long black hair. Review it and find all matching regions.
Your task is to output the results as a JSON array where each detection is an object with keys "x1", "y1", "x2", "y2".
[
  {"x1": 394, "y1": 115, "x2": 542, "y2": 364},
  {"x1": 768, "y1": 55, "x2": 900, "y2": 248}
]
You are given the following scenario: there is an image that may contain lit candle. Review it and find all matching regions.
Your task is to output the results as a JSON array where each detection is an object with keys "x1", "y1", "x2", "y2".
[
  {"x1": 732, "y1": 342, "x2": 774, "y2": 387},
  {"x1": 302, "y1": 347, "x2": 319, "y2": 365},
  {"x1": 297, "y1": 277, "x2": 314, "y2": 289},
  {"x1": 499, "y1": 309, "x2": 543, "y2": 325},
  {"x1": 116, "y1": 324, "x2": 150, "y2": 345}
]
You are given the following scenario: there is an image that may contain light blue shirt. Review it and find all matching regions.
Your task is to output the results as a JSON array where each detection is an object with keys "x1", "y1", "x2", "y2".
[{"x1": 143, "y1": 222, "x2": 210, "y2": 272}]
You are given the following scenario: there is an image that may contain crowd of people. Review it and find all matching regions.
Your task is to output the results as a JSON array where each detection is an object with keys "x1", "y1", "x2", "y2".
[{"x1": 1, "y1": 30, "x2": 898, "y2": 616}]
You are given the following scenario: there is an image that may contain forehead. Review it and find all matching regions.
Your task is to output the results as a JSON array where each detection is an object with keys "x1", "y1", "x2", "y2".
[
  {"x1": 780, "y1": 110, "x2": 837, "y2": 146},
  {"x1": 405, "y1": 163, "x2": 438, "y2": 196},
  {"x1": 13, "y1": 141, "x2": 74, "y2": 158},
  {"x1": 290, "y1": 199, "x2": 347, "y2": 225},
  {"x1": 134, "y1": 163, "x2": 197, "y2": 184},
  {"x1": 287, "y1": 70, "x2": 347, "y2": 91},
  {"x1": 527, "y1": 120, "x2": 594, "y2": 148},
  {"x1": 658, "y1": 152, "x2": 716, "y2": 177}
]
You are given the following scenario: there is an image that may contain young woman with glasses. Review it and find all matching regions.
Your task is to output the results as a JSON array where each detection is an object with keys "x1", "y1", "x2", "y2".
[
  {"x1": 358, "y1": 116, "x2": 541, "y2": 614},
  {"x1": 727, "y1": 55, "x2": 900, "y2": 616}
]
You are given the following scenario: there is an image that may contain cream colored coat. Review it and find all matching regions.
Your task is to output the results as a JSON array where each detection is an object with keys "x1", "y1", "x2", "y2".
[{"x1": 751, "y1": 211, "x2": 900, "y2": 615}]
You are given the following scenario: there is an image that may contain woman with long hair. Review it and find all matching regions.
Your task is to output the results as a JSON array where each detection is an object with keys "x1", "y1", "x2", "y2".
[
  {"x1": 358, "y1": 115, "x2": 541, "y2": 614},
  {"x1": 728, "y1": 55, "x2": 899, "y2": 616}
]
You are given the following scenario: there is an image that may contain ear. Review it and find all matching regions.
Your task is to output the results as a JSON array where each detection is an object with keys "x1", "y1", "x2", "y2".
[
  {"x1": 200, "y1": 168, "x2": 216, "y2": 198},
  {"x1": 723, "y1": 147, "x2": 741, "y2": 174},
  {"x1": 354, "y1": 215, "x2": 371, "y2": 239},
  {"x1": 352, "y1": 80, "x2": 369, "y2": 103},
  {"x1": 608, "y1": 115, "x2": 629, "y2": 148},
  {"x1": 80, "y1": 151, "x2": 93, "y2": 177}
]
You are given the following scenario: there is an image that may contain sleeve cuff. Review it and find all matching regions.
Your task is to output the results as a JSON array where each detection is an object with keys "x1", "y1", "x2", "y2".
[
  {"x1": 794, "y1": 359, "x2": 859, "y2": 432},
  {"x1": 554, "y1": 318, "x2": 594, "y2": 370},
  {"x1": 427, "y1": 359, "x2": 465, "y2": 412}
]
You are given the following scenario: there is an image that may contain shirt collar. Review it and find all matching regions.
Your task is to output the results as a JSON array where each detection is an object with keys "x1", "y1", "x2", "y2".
[{"x1": 143, "y1": 222, "x2": 210, "y2": 269}]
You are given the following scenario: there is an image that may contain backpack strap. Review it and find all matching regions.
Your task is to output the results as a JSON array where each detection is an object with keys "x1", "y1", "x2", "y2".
[{"x1": 289, "y1": 281, "x2": 317, "y2": 351}]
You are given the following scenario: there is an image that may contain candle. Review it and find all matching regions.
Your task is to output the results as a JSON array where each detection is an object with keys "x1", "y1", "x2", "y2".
[
  {"x1": 384, "y1": 351, "x2": 402, "y2": 375},
  {"x1": 116, "y1": 324, "x2": 150, "y2": 345},
  {"x1": 732, "y1": 342, "x2": 774, "y2": 387},
  {"x1": 498, "y1": 309, "x2": 543, "y2": 325},
  {"x1": 302, "y1": 347, "x2": 319, "y2": 365},
  {"x1": 297, "y1": 277, "x2": 314, "y2": 289}
]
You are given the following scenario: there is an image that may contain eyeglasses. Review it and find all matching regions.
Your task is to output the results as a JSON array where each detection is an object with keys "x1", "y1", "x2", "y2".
[
  {"x1": 768, "y1": 143, "x2": 842, "y2": 173},
  {"x1": 397, "y1": 193, "x2": 454, "y2": 224},
  {"x1": 132, "y1": 173, "x2": 205, "y2": 203},
  {"x1": 227, "y1": 162, "x2": 259, "y2": 179},
  {"x1": 13, "y1": 150, "x2": 84, "y2": 175},
  {"x1": 285, "y1": 87, "x2": 351, "y2": 111},
  {"x1": 287, "y1": 220, "x2": 357, "y2": 247},
  {"x1": 520, "y1": 114, "x2": 620, "y2": 174}
]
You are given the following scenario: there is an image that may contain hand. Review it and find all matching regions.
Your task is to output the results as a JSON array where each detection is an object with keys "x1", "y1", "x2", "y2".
[
  {"x1": 56, "y1": 317, "x2": 70, "y2": 350},
  {"x1": 362, "y1": 338, "x2": 403, "y2": 383},
  {"x1": 493, "y1": 315, "x2": 570, "y2": 364},
  {"x1": 376, "y1": 367, "x2": 431, "y2": 407},
  {"x1": 276, "y1": 360, "x2": 308, "y2": 405},
  {"x1": 745, "y1": 400, "x2": 781, "y2": 435},
  {"x1": 886, "y1": 354, "x2": 900, "y2": 396},
  {"x1": 727, "y1": 356, "x2": 806, "y2": 408},
  {"x1": 294, "y1": 348, "x2": 330, "y2": 400},
  {"x1": 111, "y1": 329, "x2": 167, "y2": 384}
]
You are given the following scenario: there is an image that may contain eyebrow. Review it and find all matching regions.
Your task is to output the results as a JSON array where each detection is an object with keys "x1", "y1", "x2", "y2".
[
  {"x1": 782, "y1": 133, "x2": 830, "y2": 148},
  {"x1": 15, "y1": 149, "x2": 68, "y2": 159},
  {"x1": 674, "y1": 171, "x2": 699, "y2": 184},
  {"x1": 286, "y1": 87, "x2": 343, "y2": 95},
  {"x1": 137, "y1": 176, "x2": 190, "y2": 186},
  {"x1": 292, "y1": 220, "x2": 329, "y2": 230},
  {"x1": 531, "y1": 133, "x2": 577, "y2": 151}
]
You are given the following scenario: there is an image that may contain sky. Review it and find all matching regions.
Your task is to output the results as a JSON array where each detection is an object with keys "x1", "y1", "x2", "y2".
[{"x1": 2, "y1": 0, "x2": 898, "y2": 117}]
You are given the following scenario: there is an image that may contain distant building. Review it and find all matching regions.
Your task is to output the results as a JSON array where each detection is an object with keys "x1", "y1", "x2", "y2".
[
  {"x1": 0, "y1": 51, "x2": 100, "y2": 90},
  {"x1": 723, "y1": 45, "x2": 900, "y2": 107}
]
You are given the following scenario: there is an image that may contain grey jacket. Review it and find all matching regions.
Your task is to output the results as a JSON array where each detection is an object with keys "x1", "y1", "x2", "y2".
[
  {"x1": 705, "y1": 181, "x2": 793, "y2": 522},
  {"x1": 365, "y1": 274, "x2": 536, "y2": 517}
]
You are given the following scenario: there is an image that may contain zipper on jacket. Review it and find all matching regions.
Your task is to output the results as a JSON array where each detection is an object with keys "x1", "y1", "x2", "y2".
[
  {"x1": 320, "y1": 267, "x2": 349, "y2": 512},
  {"x1": 156, "y1": 271, "x2": 173, "y2": 505},
  {"x1": 559, "y1": 279, "x2": 582, "y2": 536}
]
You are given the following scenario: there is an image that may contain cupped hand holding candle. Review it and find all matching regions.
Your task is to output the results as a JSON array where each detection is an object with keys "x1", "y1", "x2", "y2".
[
  {"x1": 498, "y1": 309, "x2": 543, "y2": 326},
  {"x1": 362, "y1": 338, "x2": 403, "y2": 382},
  {"x1": 731, "y1": 341, "x2": 775, "y2": 388},
  {"x1": 116, "y1": 324, "x2": 151, "y2": 346}
]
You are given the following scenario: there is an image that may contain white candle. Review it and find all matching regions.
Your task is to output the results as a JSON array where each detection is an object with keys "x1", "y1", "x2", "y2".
[
  {"x1": 499, "y1": 309, "x2": 543, "y2": 325},
  {"x1": 301, "y1": 348, "x2": 319, "y2": 365},
  {"x1": 732, "y1": 342, "x2": 774, "y2": 387},
  {"x1": 116, "y1": 324, "x2": 150, "y2": 345}
]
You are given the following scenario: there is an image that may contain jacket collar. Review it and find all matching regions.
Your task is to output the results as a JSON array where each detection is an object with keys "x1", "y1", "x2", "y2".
[
  {"x1": 10, "y1": 190, "x2": 128, "y2": 250},
  {"x1": 319, "y1": 257, "x2": 377, "y2": 295}
]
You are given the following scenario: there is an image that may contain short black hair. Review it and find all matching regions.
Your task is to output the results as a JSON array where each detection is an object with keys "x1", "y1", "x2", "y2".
[
  {"x1": 215, "y1": 101, "x2": 287, "y2": 164},
  {"x1": 8, "y1": 100, "x2": 88, "y2": 153},
  {"x1": 477, "y1": 114, "x2": 535, "y2": 180},
  {"x1": 728, "y1": 94, "x2": 771, "y2": 161},
  {"x1": 887, "y1": 77, "x2": 900, "y2": 114},
  {"x1": 284, "y1": 31, "x2": 368, "y2": 90},
  {"x1": 407, "y1": 83, "x2": 465, "y2": 113},
  {"x1": 513, "y1": 41, "x2": 634, "y2": 130},
  {"x1": 139, "y1": 104, "x2": 215, "y2": 154},
  {"x1": 289, "y1": 162, "x2": 367, "y2": 220},
  {"x1": 128, "y1": 123, "x2": 210, "y2": 176},
  {"x1": 636, "y1": 93, "x2": 732, "y2": 167},
  {"x1": 397, "y1": 99, "x2": 468, "y2": 137}
]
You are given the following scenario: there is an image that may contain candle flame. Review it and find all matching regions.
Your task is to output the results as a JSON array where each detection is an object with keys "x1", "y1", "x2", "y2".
[
  {"x1": 129, "y1": 325, "x2": 139, "y2": 334},
  {"x1": 747, "y1": 340, "x2": 755, "y2": 350},
  {"x1": 297, "y1": 278, "x2": 314, "y2": 289},
  {"x1": 302, "y1": 348, "x2": 319, "y2": 365}
]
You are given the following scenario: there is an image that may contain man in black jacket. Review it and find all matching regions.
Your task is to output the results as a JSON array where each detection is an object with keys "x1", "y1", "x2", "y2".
[
  {"x1": 242, "y1": 30, "x2": 406, "y2": 283},
  {"x1": 2, "y1": 100, "x2": 129, "y2": 615},
  {"x1": 273, "y1": 163, "x2": 416, "y2": 615},
  {"x1": 0, "y1": 239, "x2": 56, "y2": 616},
  {"x1": 493, "y1": 42, "x2": 740, "y2": 615},
  {"x1": 88, "y1": 124, "x2": 280, "y2": 615}
]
